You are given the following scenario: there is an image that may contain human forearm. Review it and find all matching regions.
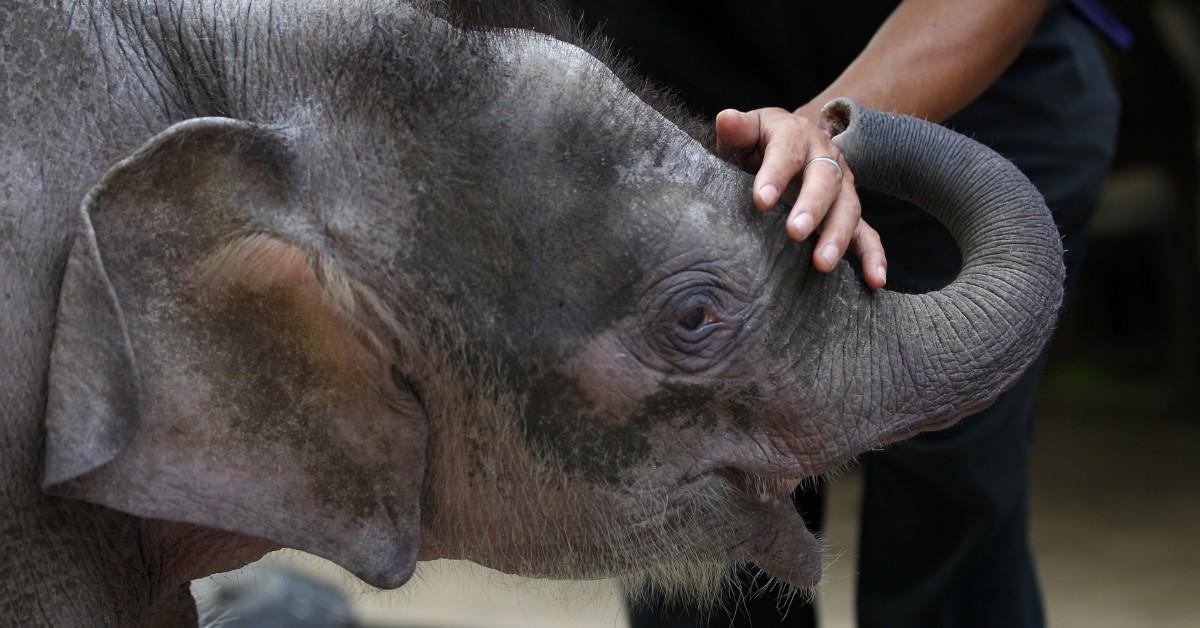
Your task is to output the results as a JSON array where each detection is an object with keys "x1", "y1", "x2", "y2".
[{"x1": 797, "y1": 0, "x2": 1048, "y2": 123}]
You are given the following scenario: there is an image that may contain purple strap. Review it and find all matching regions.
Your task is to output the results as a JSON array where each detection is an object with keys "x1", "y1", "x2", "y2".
[{"x1": 1069, "y1": 0, "x2": 1135, "y2": 50}]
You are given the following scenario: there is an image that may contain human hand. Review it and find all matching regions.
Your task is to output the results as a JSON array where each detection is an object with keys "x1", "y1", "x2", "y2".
[{"x1": 715, "y1": 107, "x2": 887, "y2": 289}]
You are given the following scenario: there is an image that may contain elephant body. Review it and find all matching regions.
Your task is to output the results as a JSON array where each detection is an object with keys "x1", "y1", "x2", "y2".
[{"x1": 1, "y1": 2, "x2": 1063, "y2": 626}]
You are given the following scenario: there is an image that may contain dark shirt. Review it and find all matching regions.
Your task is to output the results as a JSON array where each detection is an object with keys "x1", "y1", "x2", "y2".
[{"x1": 566, "y1": 0, "x2": 894, "y2": 116}]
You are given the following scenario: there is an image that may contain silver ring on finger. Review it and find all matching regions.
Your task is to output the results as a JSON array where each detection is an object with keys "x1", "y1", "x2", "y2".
[{"x1": 803, "y1": 156, "x2": 843, "y2": 183}]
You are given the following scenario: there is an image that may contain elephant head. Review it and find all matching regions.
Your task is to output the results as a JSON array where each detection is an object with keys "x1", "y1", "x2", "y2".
[{"x1": 42, "y1": 3, "x2": 1062, "y2": 599}]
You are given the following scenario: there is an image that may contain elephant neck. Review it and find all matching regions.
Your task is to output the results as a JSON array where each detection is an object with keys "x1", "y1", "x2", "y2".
[{"x1": 138, "y1": 520, "x2": 280, "y2": 619}]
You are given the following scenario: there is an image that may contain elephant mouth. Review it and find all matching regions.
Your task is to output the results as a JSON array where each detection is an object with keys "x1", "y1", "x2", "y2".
[
  {"x1": 718, "y1": 467, "x2": 804, "y2": 503},
  {"x1": 718, "y1": 468, "x2": 823, "y2": 589}
]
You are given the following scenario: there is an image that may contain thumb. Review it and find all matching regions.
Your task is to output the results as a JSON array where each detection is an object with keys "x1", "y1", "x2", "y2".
[{"x1": 715, "y1": 109, "x2": 761, "y2": 156}]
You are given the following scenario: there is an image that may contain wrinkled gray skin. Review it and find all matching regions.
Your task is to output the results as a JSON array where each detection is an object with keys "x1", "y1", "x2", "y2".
[{"x1": 1, "y1": 1, "x2": 1064, "y2": 626}]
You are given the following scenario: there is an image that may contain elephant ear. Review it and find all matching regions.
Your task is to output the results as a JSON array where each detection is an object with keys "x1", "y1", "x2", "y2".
[{"x1": 43, "y1": 117, "x2": 427, "y2": 589}]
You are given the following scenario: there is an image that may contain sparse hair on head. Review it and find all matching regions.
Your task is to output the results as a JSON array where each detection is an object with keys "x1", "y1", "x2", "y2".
[{"x1": 426, "y1": 0, "x2": 715, "y2": 148}]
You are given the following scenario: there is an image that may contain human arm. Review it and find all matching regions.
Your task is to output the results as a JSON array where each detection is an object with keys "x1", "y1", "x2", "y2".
[{"x1": 717, "y1": 0, "x2": 1050, "y2": 288}]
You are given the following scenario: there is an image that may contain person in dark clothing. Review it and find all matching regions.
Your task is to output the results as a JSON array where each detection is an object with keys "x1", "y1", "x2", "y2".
[{"x1": 560, "y1": 1, "x2": 1120, "y2": 626}]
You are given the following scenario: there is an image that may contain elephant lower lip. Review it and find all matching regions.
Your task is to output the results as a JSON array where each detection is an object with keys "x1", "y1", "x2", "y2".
[
  {"x1": 740, "y1": 495, "x2": 822, "y2": 589},
  {"x1": 717, "y1": 468, "x2": 821, "y2": 588}
]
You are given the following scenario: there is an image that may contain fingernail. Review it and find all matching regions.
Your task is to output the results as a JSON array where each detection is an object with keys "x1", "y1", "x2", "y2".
[
  {"x1": 792, "y1": 212, "x2": 814, "y2": 236},
  {"x1": 758, "y1": 184, "x2": 778, "y2": 206},
  {"x1": 820, "y1": 244, "x2": 838, "y2": 267},
  {"x1": 876, "y1": 264, "x2": 887, "y2": 283}
]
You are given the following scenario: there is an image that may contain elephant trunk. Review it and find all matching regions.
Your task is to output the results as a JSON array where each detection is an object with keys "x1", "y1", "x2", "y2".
[{"x1": 810, "y1": 99, "x2": 1064, "y2": 445}]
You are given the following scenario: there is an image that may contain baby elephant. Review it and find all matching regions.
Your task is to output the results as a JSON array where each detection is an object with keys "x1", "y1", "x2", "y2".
[{"x1": 0, "y1": 1, "x2": 1062, "y2": 625}]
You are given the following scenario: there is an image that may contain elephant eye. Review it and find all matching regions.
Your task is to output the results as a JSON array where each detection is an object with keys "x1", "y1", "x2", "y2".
[
  {"x1": 657, "y1": 288, "x2": 741, "y2": 373},
  {"x1": 677, "y1": 305, "x2": 716, "y2": 331}
]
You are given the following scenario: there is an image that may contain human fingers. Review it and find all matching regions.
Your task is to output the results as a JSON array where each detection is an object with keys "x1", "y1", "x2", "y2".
[
  {"x1": 715, "y1": 109, "x2": 768, "y2": 172},
  {"x1": 785, "y1": 150, "x2": 847, "y2": 246},
  {"x1": 715, "y1": 109, "x2": 761, "y2": 156},
  {"x1": 751, "y1": 109, "x2": 824, "y2": 210},
  {"x1": 727, "y1": 106, "x2": 887, "y2": 284},
  {"x1": 805, "y1": 166, "x2": 861, "y2": 272},
  {"x1": 850, "y1": 219, "x2": 888, "y2": 289}
]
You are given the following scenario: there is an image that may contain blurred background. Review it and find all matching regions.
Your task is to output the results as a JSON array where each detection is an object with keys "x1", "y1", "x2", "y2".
[{"x1": 195, "y1": 0, "x2": 1198, "y2": 626}]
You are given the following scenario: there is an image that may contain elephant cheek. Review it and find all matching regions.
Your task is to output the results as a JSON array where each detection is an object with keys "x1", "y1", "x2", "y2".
[{"x1": 515, "y1": 334, "x2": 665, "y2": 485}]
